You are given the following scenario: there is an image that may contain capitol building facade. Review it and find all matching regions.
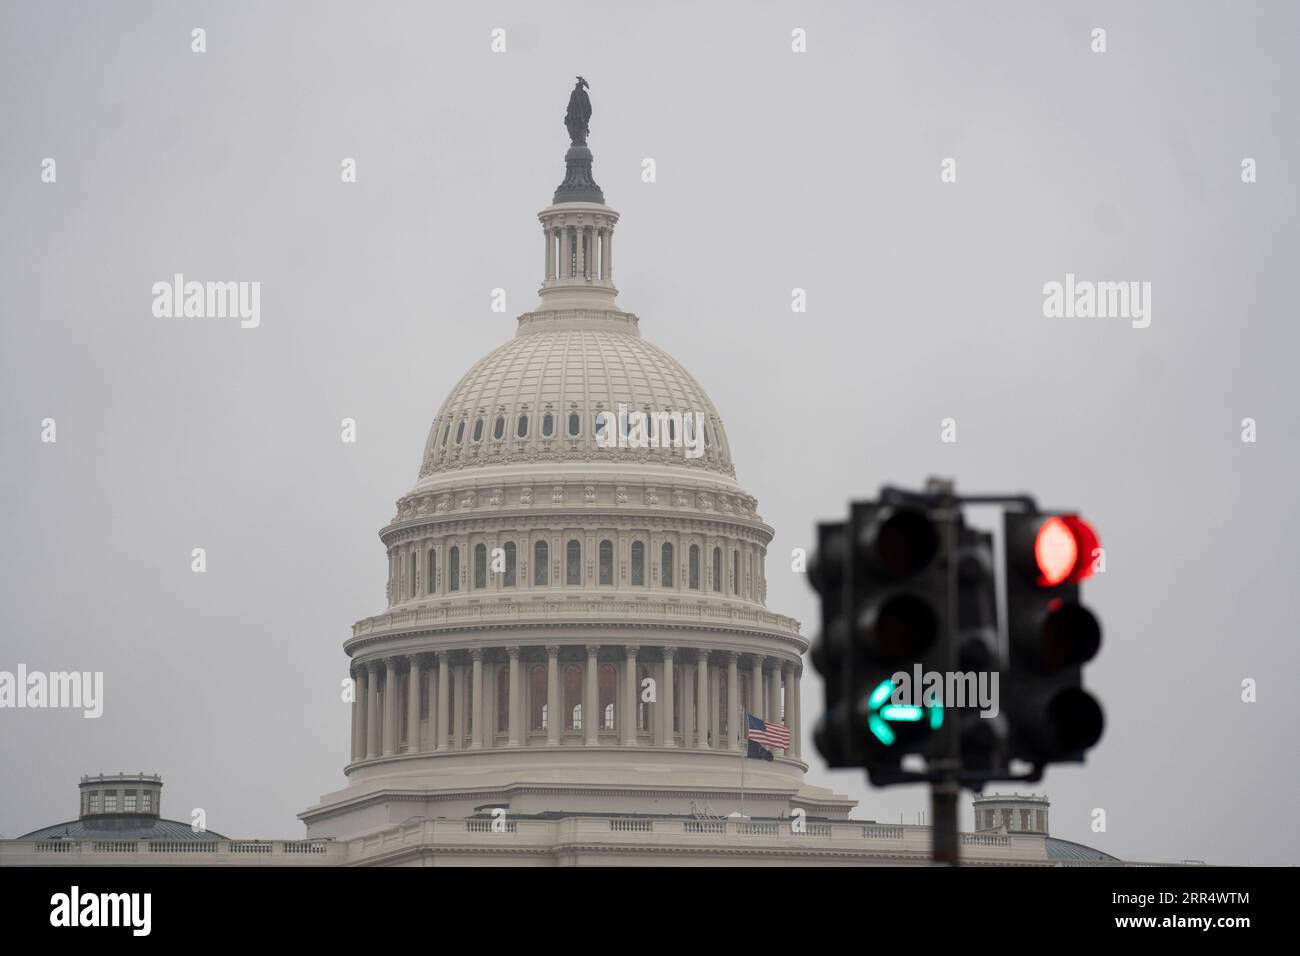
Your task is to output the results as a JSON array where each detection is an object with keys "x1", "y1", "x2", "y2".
[{"x1": 0, "y1": 86, "x2": 1133, "y2": 867}]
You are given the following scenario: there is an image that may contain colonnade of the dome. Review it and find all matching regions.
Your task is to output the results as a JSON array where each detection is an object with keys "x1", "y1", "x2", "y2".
[{"x1": 348, "y1": 643, "x2": 802, "y2": 766}]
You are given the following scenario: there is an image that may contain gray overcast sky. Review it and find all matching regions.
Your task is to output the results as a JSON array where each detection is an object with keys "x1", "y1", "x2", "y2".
[{"x1": 1, "y1": 0, "x2": 1296, "y2": 865}]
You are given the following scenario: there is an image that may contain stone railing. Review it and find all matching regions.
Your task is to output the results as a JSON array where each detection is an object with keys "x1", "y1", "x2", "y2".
[
  {"x1": 351, "y1": 598, "x2": 802, "y2": 642},
  {"x1": 0, "y1": 839, "x2": 343, "y2": 866}
]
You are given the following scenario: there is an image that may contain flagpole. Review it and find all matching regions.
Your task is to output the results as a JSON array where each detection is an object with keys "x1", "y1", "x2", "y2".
[{"x1": 740, "y1": 711, "x2": 745, "y2": 819}]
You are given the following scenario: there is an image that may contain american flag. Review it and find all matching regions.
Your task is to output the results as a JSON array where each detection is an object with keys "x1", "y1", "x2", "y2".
[{"x1": 746, "y1": 713, "x2": 791, "y2": 749}]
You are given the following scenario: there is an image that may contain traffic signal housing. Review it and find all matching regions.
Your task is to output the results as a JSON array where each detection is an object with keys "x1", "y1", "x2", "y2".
[{"x1": 1003, "y1": 512, "x2": 1105, "y2": 767}]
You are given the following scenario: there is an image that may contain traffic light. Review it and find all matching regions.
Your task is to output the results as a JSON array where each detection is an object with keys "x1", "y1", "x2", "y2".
[
  {"x1": 809, "y1": 521, "x2": 853, "y2": 767},
  {"x1": 953, "y1": 522, "x2": 1006, "y2": 773},
  {"x1": 846, "y1": 501, "x2": 948, "y2": 781},
  {"x1": 1003, "y1": 511, "x2": 1105, "y2": 766}
]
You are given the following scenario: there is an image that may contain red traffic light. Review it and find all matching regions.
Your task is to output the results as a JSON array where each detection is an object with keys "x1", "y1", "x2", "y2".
[{"x1": 1033, "y1": 515, "x2": 1100, "y2": 587}]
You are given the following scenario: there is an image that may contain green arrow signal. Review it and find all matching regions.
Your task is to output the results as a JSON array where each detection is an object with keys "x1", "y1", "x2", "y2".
[{"x1": 866, "y1": 678, "x2": 944, "y2": 746}]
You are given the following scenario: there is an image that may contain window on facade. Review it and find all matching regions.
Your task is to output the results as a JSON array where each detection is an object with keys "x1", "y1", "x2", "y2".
[
  {"x1": 534, "y1": 540, "x2": 549, "y2": 585},
  {"x1": 599, "y1": 540, "x2": 613, "y2": 585},
  {"x1": 517, "y1": 415, "x2": 528, "y2": 438},
  {"x1": 688, "y1": 544, "x2": 700, "y2": 589},
  {"x1": 448, "y1": 546, "x2": 460, "y2": 591},
  {"x1": 529, "y1": 665, "x2": 547, "y2": 730},
  {"x1": 472, "y1": 417, "x2": 484, "y2": 442},
  {"x1": 599, "y1": 663, "x2": 617, "y2": 730},
  {"x1": 427, "y1": 549, "x2": 436, "y2": 594},
  {"x1": 493, "y1": 416, "x2": 505, "y2": 440},
  {"x1": 105, "y1": 792, "x2": 118, "y2": 812},
  {"x1": 661, "y1": 543, "x2": 674, "y2": 587},
  {"x1": 568, "y1": 411, "x2": 580, "y2": 436},
  {"x1": 631, "y1": 541, "x2": 645, "y2": 585},
  {"x1": 732, "y1": 550, "x2": 739, "y2": 594},
  {"x1": 89, "y1": 793, "x2": 100, "y2": 813},
  {"x1": 410, "y1": 552, "x2": 419, "y2": 598},
  {"x1": 125, "y1": 792, "x2": 137, "y2": 812},
  {"x1": 441, "y1": 423, "x2": 450, "y2": 447},
  {"x1": 141, "y1": 792, "x2": 152, "y2": 812},
  {"x1": 712, "y1": 547, "x2": 722, "y2": 592},
  {"x1": 566, "y1": 539, "x2": 581, "y2": 585},
  {"x1": 497, "y1": 667, "x2": 509, "y2": 734},
  {"x1": 564, "y1": 664, "x2": 583, "y2": 730},
  {"x1": 543, "y1": 413, "x2": 554, "y2": 437},
  {"x1": 455, "y1": 420, "x2": 465, "y2": 444},
  {"x1": 504, "y1": 542, "x2": 517, "y2": 587},
  {"x1": 474, "y1": 543, "x2": 487, "y2": 589}
]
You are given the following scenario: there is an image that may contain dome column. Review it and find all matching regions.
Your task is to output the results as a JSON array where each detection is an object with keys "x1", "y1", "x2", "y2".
[
  {"x1": 584, "y1": 645, "x2": 600, "y2": 745},
  {"x1": 660, "y1": 647, "x2": 676, "y2": 748},
  {"x1": 436, "y1": 652, "x2": 450, "y2": 752},
  {"x1": 365, "y1": 662, "x2": 380, "y2": 758},
  {"x1": 767, "y1": 659, "x2": 783, "y2": 755},
  {"x1": 546, "y1": 646, "x2": 560, "y2": 746},
  {"x1": 726, "y1": 652, "x2": 740, "y2": 751},
  {"x1": 351, "y1": 666, "x2": 367, "y2": 762},
  {"x1": 406, "y1": 655, "x2": 422, "y2": 753},
  {"x1": 382, "y1": 657, "x2": 399, "y2": 756},
  {"x1": 470, "y1": 649, "x2": 484, "y2": 750},
  {"x1": 695, "y1": 650, "x2": 710, "y2": 749},
  {"x1": 622, "y1": 646, "x2": 639, "y2": 746},
  {"x1": 790, "y1": 665, "x2": 802, "y2": 758},
  {"x1": 750, "y1": 655, "x2": 764, "y2": 720},
  {"x1": 507, "y1": 646, "x2": 522, "y2": 747}
]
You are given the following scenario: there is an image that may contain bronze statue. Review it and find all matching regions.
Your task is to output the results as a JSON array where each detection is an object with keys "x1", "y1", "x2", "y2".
[{"x1": 564, "y1": 76, "x2": 592, "y2": 145}]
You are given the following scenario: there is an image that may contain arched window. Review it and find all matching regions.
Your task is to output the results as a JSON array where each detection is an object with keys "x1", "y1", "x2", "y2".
[
  {"x1": 631, "y1": 541, "x2": 645, "y2": 586},
  {"x1": 661, "y1": 543, "x2": 674, "y2": 588},
  {"x1": 688, "y1": 544, "x2": 700, "y2": 590},
  {"x1": 448, "y1": 546, "x2": 460, "y2": 591},
  {"x1": 496, "y1": 666, "x2": 509, "y2": 735},
  {"x1": 564, "y1": 664, "x2": 583, "y2": 730},
  {"x1": 599, "y1": 540, "x2": 613, "y2": 585},
  {"x1": 599, "y1": 663, "x2": 617, "y2": 730},
  {"x1": 516, "y1": 414, "x2": 528, "y2": 438},
  {"x1": 543, "y1": 413, "x2": 554, "y2": 437},
  {"x1": 409, "y1": 551, "x2": 418, "y2": 598},
  {"x1": 472, "y1": 417, "x2": 484, "y2": 442},
  {"x1": 529, "y1": 664, "x2": 547, "y2": 730},
  {"x1": 712, "y1": 547, "x2": 722, "y2": 592},
  {"x1": 566, "y1": 539, "x2": 581, "y2": 585},
  {"x1": 568, "y1": 411, "x2": 580, "y2": 436},
  {"x1": 427, "y1": 548, "x2": 436, "y2": 595},
  {"x1": 732, "y1": 549, "x2": 739, "y2": 594},
  {"x1": 534, "y1": 540, "x2": 549, "y2": 585},
  {"x1": 474, "y1": 543, "x2": 487, "y2": 589},
  {"x1": 503, "y1": 542, "x2": 517, "y2": 587},
  {"x1": 493, "y1": 415, "x2": 505, "y2": 440},
  {"x1": 455, "y1": 420, "x2": 465, "y2": 444}
]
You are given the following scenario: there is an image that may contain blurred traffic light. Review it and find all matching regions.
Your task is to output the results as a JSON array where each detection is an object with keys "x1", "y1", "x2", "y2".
[{"x1": 1003, "y1": 511, "x2": 1105, "y2": 765}]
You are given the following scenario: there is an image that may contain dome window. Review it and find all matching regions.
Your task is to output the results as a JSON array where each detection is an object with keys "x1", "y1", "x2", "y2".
[
  {"x1": 542, "y1": 413, "x2": 554, "y2": 438},
  {"x1": 474, "y1": 543, "x2": 487, "y2": 589},
  {"x1": 448, "y1": 547, "x2": 460, "y2": 591},
  {"x1": 599, "y1": 540, "x2": 613, "y2": 585},
  {"x1": 441, "y1": 423, "x2": 450, "y2": 448},
  {"x1": 689, "y1": 544, "x2": 700, "y2": 590},
  {"x1": 661, "y1": 543, "x2": 674, "y2": 587},
  {"x1": 631, "y1": 541, "x2": 645, "y2": 586},
  {"x1": 503, "y1": 542, "x2": 517, "y2": 587},
  {"x1": 517, "y1": 415, "x2": 528, "y2": 438},
  {"x1": 712, "y1": 548, "x2": 722, "y2": 592},
  {"x1": 493, "y1": 415, "x2": 505, "y2": 440},
  {"x1": 568, "y1": 412, "x2": 580, "y2": 437},
  {"x1": 455, "y1": 421, "x2": 465, "y2": 445},
  {"x1": 566, "y1": 539, "x2": 581, "y2": 585},
  {"x1": 534, "y1": 540, "x2": 549, "y2": 585},
  {"x1": 473, "y1": 417, "x2": 485, "y2": 442}
]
